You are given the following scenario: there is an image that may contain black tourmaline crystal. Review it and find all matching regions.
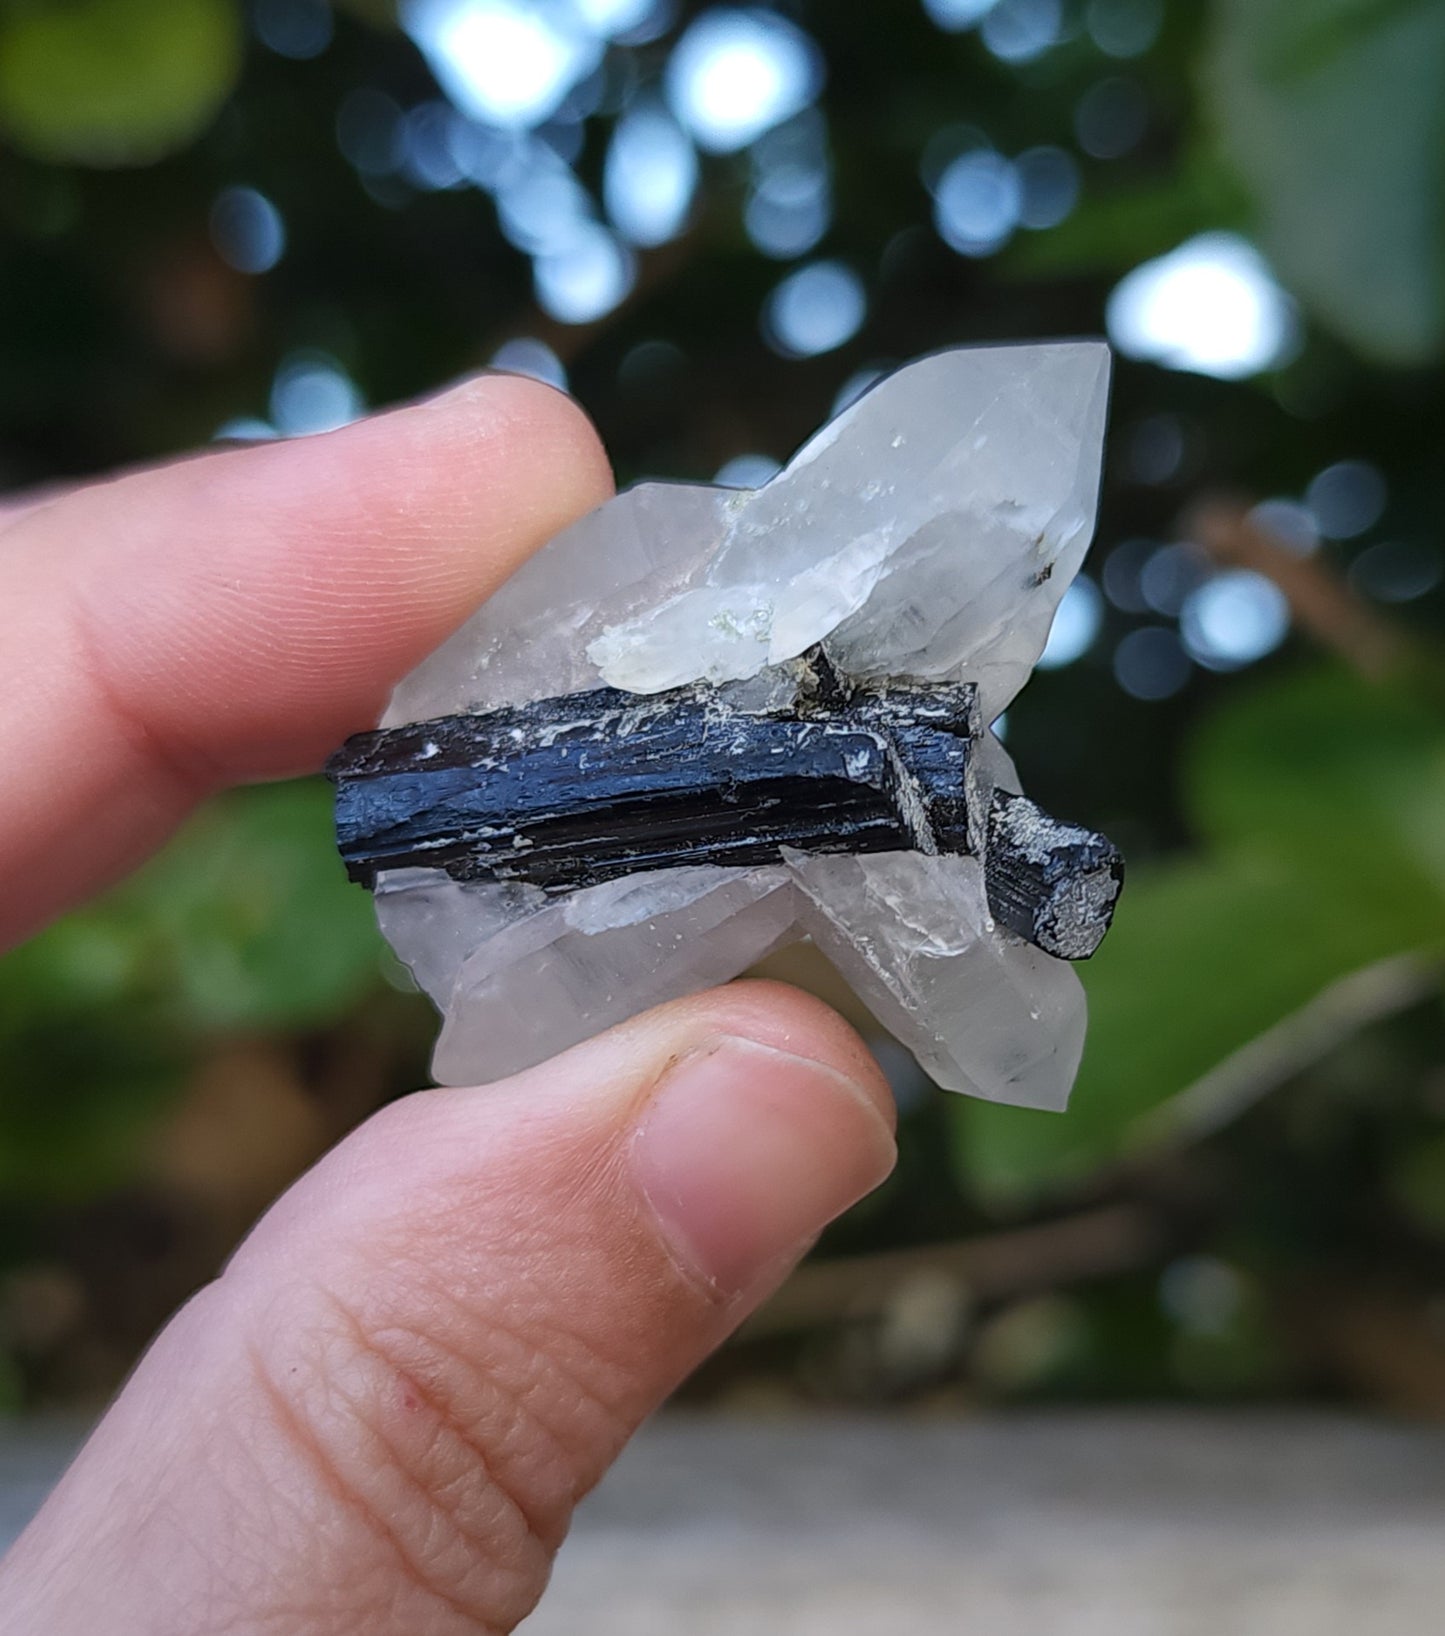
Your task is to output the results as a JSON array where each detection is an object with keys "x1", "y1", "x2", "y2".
[{"x1": 328, "y1": 650, "x2": 1123, "y2": 962}]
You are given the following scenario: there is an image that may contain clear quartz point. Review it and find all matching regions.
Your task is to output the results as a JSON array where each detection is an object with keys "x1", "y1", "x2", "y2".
[{"x1": 377, "y1": 340, "x2": 1111, "y2": 1110}]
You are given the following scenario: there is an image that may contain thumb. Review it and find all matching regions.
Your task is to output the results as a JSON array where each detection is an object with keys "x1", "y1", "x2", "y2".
[{"x1": 0, "y1": 982, "x2": 895, "y2": 1636}]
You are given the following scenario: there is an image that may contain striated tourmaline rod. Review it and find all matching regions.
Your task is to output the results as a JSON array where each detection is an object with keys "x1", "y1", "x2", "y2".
[
  {"x1": 327, "y1": 664, "x2": 1123, "y2": 962},
  {"x1": 328, "y1": 675, "x2": 977, "y2": 888}
]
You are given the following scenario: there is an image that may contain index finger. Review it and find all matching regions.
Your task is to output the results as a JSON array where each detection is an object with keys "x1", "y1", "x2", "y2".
[{"x1": 0, "y1": 374, "x2": 613, "y2": 946}]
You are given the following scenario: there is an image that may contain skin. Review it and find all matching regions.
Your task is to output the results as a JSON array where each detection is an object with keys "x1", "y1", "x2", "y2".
[{"x1": 0, "y1": 376, "x2": 897, "y2": 1635}]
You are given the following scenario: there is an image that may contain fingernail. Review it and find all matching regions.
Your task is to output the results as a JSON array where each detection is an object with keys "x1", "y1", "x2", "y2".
[{"x1": 631, "y1": 1037, "x2": 897, "y2": 1298}]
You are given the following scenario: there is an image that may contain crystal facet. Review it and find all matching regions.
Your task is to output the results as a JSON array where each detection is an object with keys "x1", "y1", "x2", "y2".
[{"x1": 363, "y1": 340, "x2": 1113, "y2": 1110}]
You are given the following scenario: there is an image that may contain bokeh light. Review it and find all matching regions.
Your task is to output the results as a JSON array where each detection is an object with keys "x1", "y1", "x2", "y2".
[
  {"x1": 495, "y1": 145, "x2": 592, "y2": 252},
  {"x1": 1248, "y1": 498, "x2": 1319, "y2": 556},
  {"x1": 490, "y1": 335, "x2": 569, "y2": 389},
  {"x1": 1015, "y1": 146, "x2": 1080, "y2": 230},
  {"x1": 336, "y1": 88, "x2": 406, "y2": 177},
  {"x1": 921, "y1": 0, "x2": 998, "y2": 30},
  {"x1": 572, "y1": 0, "x2": 666, "y2": 39},
  {"x1": 1305, "y1": 459, "x2": 1387, "y2": 540},
  {"x1": 213, "y1": 417, "x2": 278, "y2": 442},
  {"x1": 400, "y1": 102, "x2": 467, "y2": 190},
  {"x1": 933, "y1": 150, "x2": 1021, "y2": 257},
  {"x1": 403, "y1": 0, "x2": 600, "y2": 129},
  {"x1": 604, "y1": 102, "x2": 697, "y2": 246},
  {"x1": 832, "y1": 365, "x2": 887, "y2": 415},
  {"x1": 534, "y1": 221, "x2": 636, "y2": 323},
  {"x1": 1085, "y1": 0, "x2": 1162, "y2": 58},
  {"x1": 447, "y1": 117, "x2": 524, "y2": 188},
  {"x1": 1106, "y1": 232, "x2": 1297, "y2": 380},
  {"x1": 269, "y1": 352, "x2": 364, "y2": 436},
  {"x1": 253, "y1": 0, "x2": 334, "y2": 59},
  {"x1": 1140, "y1": 541, "x2": 1208, "y2": 617},
  {"x1": 665, "y1": 8, "x2": 823, "y2": 154},
  {"x1": 1180, "y1": 570, "x2": 1290, "y2": 669},
  {"x1": 980, "y1": 0, "x2": 1062, "y2": 63},
  {"x1": 1113, "y1": 626, "x2": 1191, "y2": 700},
  {"x1": 1074, "y1": 77, "x2": 1148, "y2": 160},
  {"x1": 1349, "y1": 540, "x2": 1442, "y2": 604},
  {"x1": 920, "y1": 123, "x2": 989, "y2": 193},
  {"x1": 1038, "y1": 575, "x2": 1103, "y2": 668},
  {"x1": 1123, "y1": 413, "x2": 1189, "y2": 485},
  {"x1": 617, "y1": 337, "x2": 687, "y2": 395},
  {"x1": 746, "y1": 161, "x2": 829, "y2": 257},
  {"x1": 763, "y1": 259, "x2": 866, "y2": 357},
  {"x1": 209, "y1": 186, "x2": 286, "y2": 275},
  {"x1": 1102, "y1": 538, "x2": 1155, "y2": 613},
  {"x1": 745, "y1": 113, "x2": 831, "y2": 258},
  {"x1": 715, "y1": 452, "x2": 782, "y2": 487}
]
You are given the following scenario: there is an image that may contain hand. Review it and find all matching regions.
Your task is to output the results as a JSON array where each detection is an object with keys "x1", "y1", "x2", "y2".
[{"x1": 0, "y1": 377, "x2": 896, "y2": 1635}]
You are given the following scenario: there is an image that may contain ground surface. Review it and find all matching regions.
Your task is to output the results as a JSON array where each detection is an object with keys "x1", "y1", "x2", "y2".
[{"x1": 3, "y1": 1411, "x2": 1443, "y2": 1632}]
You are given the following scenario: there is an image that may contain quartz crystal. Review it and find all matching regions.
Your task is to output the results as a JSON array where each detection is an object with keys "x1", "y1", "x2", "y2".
[{"x1": 373, "y1": 341, "x2": 1112, "y2": 1110}]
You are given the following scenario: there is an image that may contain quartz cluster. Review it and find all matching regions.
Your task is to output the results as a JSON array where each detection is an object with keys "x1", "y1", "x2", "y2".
[{"x1": 356, "y1": 341, "x2": 1113, "y2": 1110}]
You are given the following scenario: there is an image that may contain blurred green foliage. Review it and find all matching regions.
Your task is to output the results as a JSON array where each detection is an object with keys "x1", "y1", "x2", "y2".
[
  {"x1": 0, "y1": 0, "x2": 244, "y2": 166},
  {"x1": 1205, "y1": 0, "x2": 1445, "y2": 363},
  {"x1": 0, "y1": 782, "x2": 380, "y2": 1201},
  {"x1": 961, "y1": 663, "x2": 1445, "y2": 1199},
  {"x1": 1, "y1": 0, "x2": 1443, "y2": 1412}
]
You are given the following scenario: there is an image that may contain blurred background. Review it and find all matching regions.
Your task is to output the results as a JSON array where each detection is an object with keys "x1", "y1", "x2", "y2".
[{"x1": 1, "y1": 0, "x2": 1444, "y2": 1455}]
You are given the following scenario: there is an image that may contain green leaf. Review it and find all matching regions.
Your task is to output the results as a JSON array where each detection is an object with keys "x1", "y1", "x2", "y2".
[
  {"x1": 0, "y1": 911, "x2": 188, "y2": 1203},
  {"x1": 1388, "y1": 1129, "x2": 1445, "y2": 1236},
  {"x1": 0, "y1": 0, "x2": 243, "y2": 167},
  {"x1": 958, "y1": 855, "x2": 1439, "y2": 1203},
  {"x1": 3, "y1": 779, "x2": 382, "y2": 1038},
  {"x1": 125, "y1": 780, "x2": 385, "y2": 1032},
  {"x1": 0, "y1": 1009, "x2": 186, "y2": 1202},
  {"x1": 0, "y1": 780, "x2": 383, "y2": 1199},
  {"x1": 1202, "y1": 0, "x2": 1445, "y2": 363},
  {"x1": 953, "y1": 664, "x2": 1445, "y2": 1203},
  {"x1": 1188, "y1": 666, "x2": 1445, "y2": 898}
]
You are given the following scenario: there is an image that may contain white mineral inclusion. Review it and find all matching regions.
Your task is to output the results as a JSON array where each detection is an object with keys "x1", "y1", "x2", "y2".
[{"x1": 380, "y1": 340, "x2": 1112, "y2": 1109}]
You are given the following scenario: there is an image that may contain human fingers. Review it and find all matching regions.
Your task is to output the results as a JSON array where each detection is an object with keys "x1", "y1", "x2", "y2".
[
  {"x1": 0, "y1": 981, "x2": 896, "y2": 1636},
  {"x1": 0, "y1": 374, "x2": 612, "y2": 944}
]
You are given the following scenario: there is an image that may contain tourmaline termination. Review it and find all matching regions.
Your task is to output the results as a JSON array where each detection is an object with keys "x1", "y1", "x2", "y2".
[{"x1": 342, "y1": 340, "x2": 1117, "y2": 1110}]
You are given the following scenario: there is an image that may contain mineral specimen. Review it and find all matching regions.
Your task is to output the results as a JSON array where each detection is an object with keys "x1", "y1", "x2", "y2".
[{"x1": 334, "y1": 340, "x2": 1116, "y2": 1109}]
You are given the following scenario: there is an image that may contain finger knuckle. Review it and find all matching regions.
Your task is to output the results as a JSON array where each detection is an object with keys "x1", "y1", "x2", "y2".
[
  {"x1": 246, "y1": 1269, "x2": 632, "y2": 1635},
  {"x1": 248, "y1": 1302, "x2": 538, "y2": 1632}
]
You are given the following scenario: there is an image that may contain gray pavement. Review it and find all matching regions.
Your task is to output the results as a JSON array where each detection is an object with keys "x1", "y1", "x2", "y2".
[{"x1": 4, "y1": 1410, "x2": 1444, "y2": 1632}]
